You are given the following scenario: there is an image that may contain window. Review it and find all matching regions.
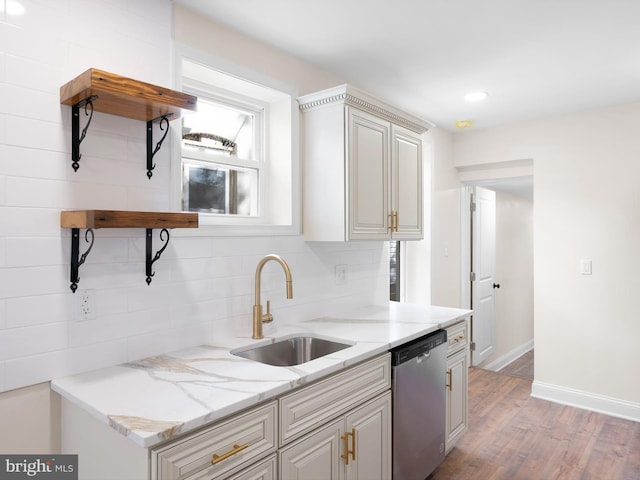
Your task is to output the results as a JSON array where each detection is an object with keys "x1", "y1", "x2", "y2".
[
  {"x1": 181, "y1": 96, "x2": 261, "y2": 216},
  {"x1": 390, "y1": 241, "x2": 401, "y2": 301},
  {"x1": 173, "y1": 50, "x2": 299, "y2": 235}
]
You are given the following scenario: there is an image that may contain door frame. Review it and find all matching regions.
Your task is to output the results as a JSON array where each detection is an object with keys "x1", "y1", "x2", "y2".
[{"x1": 460, "y1": 186, "x2": 472, "y2": 311}]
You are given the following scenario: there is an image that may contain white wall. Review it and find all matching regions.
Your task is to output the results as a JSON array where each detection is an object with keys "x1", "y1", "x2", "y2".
[
  {"x1": 429, "y1": 128, "x2": 463, "y2": 307},
  {"x1": 0, "y1": 1, "x2": 389, "y2": 452},
  {"x1": 453, "y1": 102, "x2": 640, "y2": 418},
  {"x1": 403, "y1": 131, "x2": 433, "y2": 305}
]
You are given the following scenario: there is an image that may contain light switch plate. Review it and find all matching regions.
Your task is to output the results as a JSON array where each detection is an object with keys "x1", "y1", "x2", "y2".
[{"x1": 580, "y1": 259, "x2": 592, "y2": 275}]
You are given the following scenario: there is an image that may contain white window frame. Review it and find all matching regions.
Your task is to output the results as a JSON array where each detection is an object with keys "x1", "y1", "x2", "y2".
[
  {"x1": 171, "y1": 43, "x2": 300, "y2": 236},
  {"x1": 180, "y1": 86, "x2": 266, "y2": 219}
]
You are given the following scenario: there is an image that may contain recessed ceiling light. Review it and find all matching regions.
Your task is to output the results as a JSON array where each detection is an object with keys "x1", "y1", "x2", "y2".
[
  {"x1": 455, "y1": 120, "x2": 474, "y2": 129},
  {"x1": 464, "y1": 91, "x2": 488, "y2": 102}
]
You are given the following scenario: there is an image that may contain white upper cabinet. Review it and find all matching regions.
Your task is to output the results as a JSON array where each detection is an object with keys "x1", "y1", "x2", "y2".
[{"x1": 298, "y1": 85, "x2": 431, "y2": 241}]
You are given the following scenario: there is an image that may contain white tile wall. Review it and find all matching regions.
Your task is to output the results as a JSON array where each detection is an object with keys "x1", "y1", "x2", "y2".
[
  {"x1": 0, "y1": 299, "x2": 5, "y2": 329},
  {"x1": 0, "y1": 0, "x2": 390, "y2": 393}
]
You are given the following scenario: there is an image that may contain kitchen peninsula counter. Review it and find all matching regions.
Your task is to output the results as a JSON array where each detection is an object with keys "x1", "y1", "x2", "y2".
[{"x1": 51, "y1": 303, "x2": 471, "y2": 448}]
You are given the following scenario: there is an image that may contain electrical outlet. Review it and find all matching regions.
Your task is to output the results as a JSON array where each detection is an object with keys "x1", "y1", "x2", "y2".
[
  {"x1": 580, "y1": 259, "x2": 592, "y2": 275},
  {"x1": 76, "y1": 289, "x2": 96, "y2": 321},
  {"x1": 335, "y1": 264, "x2": 348, "y2": 285}
]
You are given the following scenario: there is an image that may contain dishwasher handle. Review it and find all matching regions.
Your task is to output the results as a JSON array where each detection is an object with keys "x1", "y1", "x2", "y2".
[{"x1": 417, "y1": 351, "x2": 431, "y2": 363}]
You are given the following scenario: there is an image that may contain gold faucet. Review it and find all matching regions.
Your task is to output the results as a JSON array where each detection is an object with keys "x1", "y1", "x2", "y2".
[{"x1": 252, "y1": 254, "x2": 293, "y2": 339}]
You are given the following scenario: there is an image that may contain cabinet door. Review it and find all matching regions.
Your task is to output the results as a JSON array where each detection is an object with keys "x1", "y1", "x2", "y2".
[
  {"x1": 225, "y1": 454, "x2": 277, "y2": 480},
  {"x1": 345, "y1": 392, "x2": 391, "y2": 480},
  {"x1": 391, "y1": 125, "x2": 423, "y2": 239},
  {"x1": 152, "y1": 402, "x2": 276, "y2": 480},
  {"x1": 446, "y1": 349, "x2": 468, "y2": 452},
  {"x1": 280, "y1": 418, "x2": 345, "y2": 480},
  {"x1": 347, "y1": 107, "x2": 391, "y2": 240}
]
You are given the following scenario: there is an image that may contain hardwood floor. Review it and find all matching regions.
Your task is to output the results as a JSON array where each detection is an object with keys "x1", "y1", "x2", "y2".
[
  {"x1": 498, "y1": 350, "x2": 534, "y2": 380},
  {"x1": 431, "y1": 366, "x2": 640, "y2": 479}
]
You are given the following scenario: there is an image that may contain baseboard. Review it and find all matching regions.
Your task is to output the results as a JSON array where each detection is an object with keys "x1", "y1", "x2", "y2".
[
  {"x1": 483, "y1": 339, "x2": 534, "y2": 372},
  {"x1": 531, "y1": 381, "x2": 640, "y2": 423}
]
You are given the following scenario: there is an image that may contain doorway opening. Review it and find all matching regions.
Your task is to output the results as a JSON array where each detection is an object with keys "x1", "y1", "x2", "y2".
[{"x1": 462, "y1": 177, "x2": 534, "y2": 370}]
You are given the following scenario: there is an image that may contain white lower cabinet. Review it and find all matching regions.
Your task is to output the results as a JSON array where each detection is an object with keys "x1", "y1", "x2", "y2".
[
  {"x1": 226, "y1": 454, "x2": 277, "y2": 480},
  {"x1": 445, "y1": 320, "x2": 470, "y2": 453},
  {"x1": 60, "y1": 355, "x2": 391, "y2": 480},
  {"x1": 280, "y1": 392, "x2": 391, "y2": 480},
  {"x1": 151, "y1": 402, "x2": 277, "y2": 480}
]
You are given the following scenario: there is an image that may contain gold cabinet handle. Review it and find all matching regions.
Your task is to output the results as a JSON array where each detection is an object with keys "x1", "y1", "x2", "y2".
[
  {"x1": 446, "y1": 369, "x2": 452, "y2": 390},
  {"x1": 340, "y1": 428, "x2": 356, "y2": 464},
  {"x1": 388, "y1": 211, "x2": 399, "y2": 233},
  {"x1": 351, "y1": 428, "x2": 356, "y2": 462},
  {"x1": 211, "y1": 443, "x2": 249, "y2": 465}
]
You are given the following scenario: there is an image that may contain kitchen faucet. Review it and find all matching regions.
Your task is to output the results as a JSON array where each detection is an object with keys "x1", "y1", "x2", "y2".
[{"x1": 252, "y1": 254, "x2": 293, "y2": 339}]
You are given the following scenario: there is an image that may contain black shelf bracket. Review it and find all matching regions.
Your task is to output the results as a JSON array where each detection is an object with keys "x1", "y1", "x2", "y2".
[
  {"x1": 70, "y1": 228, "x2": 95, "y2": 293},
  {"x1": 71, "y1": 95, "x2": 99, "y2": 172},
  {"x1": 146, "y1": 113, "x2": 173, "y2": 179},
  {"x1": 146, "y1": 228, "x2": 170, "y2": 285}
]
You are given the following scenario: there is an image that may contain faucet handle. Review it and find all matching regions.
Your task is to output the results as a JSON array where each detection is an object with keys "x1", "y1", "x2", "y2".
[{"x1": 262, "y1": 300, "x2": 273, "y2": 323}]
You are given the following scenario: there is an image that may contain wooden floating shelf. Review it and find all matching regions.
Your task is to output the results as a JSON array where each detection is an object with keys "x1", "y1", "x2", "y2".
[
  {"x1": 61, "y1": 210, "x2": 199, "y2": 292},
  {"x1": 60, "y1": 210, "x2": 199, "y2": 230},
  {"x1": 60, "y1": 68, "x2": 197, "y2": 122},
  {"x1": 60, "y1": 68, "x2": 198, "y2": 176}
]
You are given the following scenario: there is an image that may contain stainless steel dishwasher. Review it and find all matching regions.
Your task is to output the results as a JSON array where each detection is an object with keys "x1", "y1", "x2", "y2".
[{"x1": 391, "y1": 329, "x2": 447, "y2": 480}]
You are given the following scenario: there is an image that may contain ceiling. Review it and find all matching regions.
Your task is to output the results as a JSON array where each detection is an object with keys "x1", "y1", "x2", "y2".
[{"x1": 173, "y1": 0, "x2": 640, "y2": 133}]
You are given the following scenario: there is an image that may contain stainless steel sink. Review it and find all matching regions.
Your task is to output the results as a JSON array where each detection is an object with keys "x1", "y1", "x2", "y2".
[{"x1": 232, "y1": 335, "x2": 352, "y2": 366}]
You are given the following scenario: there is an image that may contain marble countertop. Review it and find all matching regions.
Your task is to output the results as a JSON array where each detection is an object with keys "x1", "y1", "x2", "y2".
[{"x1": 51, "y1": 302, "x2": 471, "y2": 448}]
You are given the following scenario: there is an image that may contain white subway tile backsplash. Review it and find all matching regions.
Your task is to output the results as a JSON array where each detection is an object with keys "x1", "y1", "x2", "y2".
[
  {"x1": 125, "y1": 321, "x2": 212, "y2": 363},
  {"x1": 80, "y1": 129, "x2": 130, "y2": 163},
  {"x1": 0, "y1": 1, "x2": 393, "y2": 395},
  {"x1": 169, "y1": 236, "x2": 214, "y2": 260},
  {"x1": 0, "y1": 114, "x2": 5, "y2": 144},
  {"x1": 6, "y1": 176, "x2": 128, "y2": 210},
  {"x1": 3, "y1": 21, "x2": 68, "y2": 67},
  {"x1": 0, "y1": 299, "x2": 5, "y2": 329},
  {"x1": 6, "y1": 237, "x2": 64, "y2": 267},
  {"x1": 0, "y1": 322, "x2": 68, "y2": 361},
  {"x1": 125, "y1": 281, "x2": 185, "y2": 313},
  {"x1": 0, "y1": 208, "x2": 60, "y2": 237},
  {"x1": 4, "y1": 54, "x2": 66, "y2": 94},
  {"x1": 172, "y1": 258, "x2": 210, "y2": 282},
  {"x1": 68, "y1": 308, "x2": 171, "y2": 348},
  {"x1": 6, "y1": 294, "x2": 70, "y2": 328},
  {"x1": 0, "y1": 145, "x2": 68, "y2": 180},
  {"x1": 0, "y1": 52, "x2": 6, "y2": 82},
  {"x1": 0, "y1": 84, "x2": 59, "y2": 122},
  {"x1": 0, "y1": 265, "x2": 68, "y2": 298},
  {"x1": 69, "y1": 236, "x2": 129, "y2": 265},
  {"x1": 5, "y1": 116, "x2": 66, "y2": 152},
  {"x1": 205, "y1": 256, "x2": 243, "y2": 279},
  {"x1": 4, "y1": 339, "x2": 128, "y2": 391}
]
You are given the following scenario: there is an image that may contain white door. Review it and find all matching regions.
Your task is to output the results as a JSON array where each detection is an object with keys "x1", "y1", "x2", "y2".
[{"x1": 471, "y1": 186, "x2": 496, "y2": 366}]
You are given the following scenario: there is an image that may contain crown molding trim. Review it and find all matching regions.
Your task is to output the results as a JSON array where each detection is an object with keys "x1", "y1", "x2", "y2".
[{"x1": 298, "y1": 85, "x2": 434, "y2": 133}]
